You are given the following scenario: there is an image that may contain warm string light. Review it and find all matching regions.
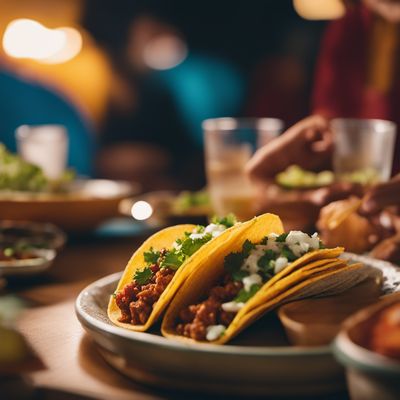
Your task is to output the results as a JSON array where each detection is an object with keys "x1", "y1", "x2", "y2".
[
  {"x1": 293, "y1": 0, "x2": 345, "y2": 20},
  {"x1": 2, "y1": 19, "x2": 82, "y2": 64}
]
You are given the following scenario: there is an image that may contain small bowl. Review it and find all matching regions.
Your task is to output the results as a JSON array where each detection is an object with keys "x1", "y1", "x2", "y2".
[
  {"x1": 333, "y1": 292, "x2": 400, "y2": 400},
  {"x1": 0, "y1": 248, "x2": 56, "y2": 277},
  {"x1": 0, "y1": 220, "x2": 66, "y2": 250}
]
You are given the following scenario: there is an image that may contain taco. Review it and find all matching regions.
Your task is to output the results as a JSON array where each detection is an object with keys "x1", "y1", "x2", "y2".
[
  {"x1": 108, "y1": 214, "x2": 284, "y2": 331},
  {"x1": 162, "y1": 214, "x2": 371, "y2": 344}
]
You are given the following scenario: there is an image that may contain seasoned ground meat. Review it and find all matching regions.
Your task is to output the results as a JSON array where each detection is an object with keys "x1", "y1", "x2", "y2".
[
  {"x1": 176, "y1": 274, "x2": 242, "y2": 340},
  {"x1": 115, "y1": 266, "x2": 175, "y2": 324}
]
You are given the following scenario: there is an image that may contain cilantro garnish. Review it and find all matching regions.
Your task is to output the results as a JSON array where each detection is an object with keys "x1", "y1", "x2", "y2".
[
  {"x1": 211, "y1": 214, "x2": 237, "y2": 228},
  {"x1": 257, "y1": 250, "x2": 275, "y2": 272},
  {"x1": 234, "y1": 284, "x2": 261, "y2": 303},
  {"x1": 319, "y1": 241, "x2": 325, "y2": 249},
  {"x1": 133, "y1": 267, "x2": 153, "y2": 285},
  {"x1": 281, "y1": 246, "x2": 297, "y2": 261},
  {"x1": 232, "y1": 270, "x2": 248, "y2": 282},
  {"x1": 160, "y1": 249, "x2": 185, "y2": 270},
  {"x1": 224, "y1": 252, "x2": 246, "y2": 274},
  {"x1": 143, "y1": 248, "x2": 160, "y2": 264},
  {"x1": 224, "y1": 240, "x2": 256, "y2": 275},
  {"x1": 275, "y1": 233, "x2": 288, "y2": 243},
  {"x1": 180, "y1": 234, "x2": 212, "y2": 257},
  {"x1": 242, "y1": 239, "x2": 255, "y2": 256}
]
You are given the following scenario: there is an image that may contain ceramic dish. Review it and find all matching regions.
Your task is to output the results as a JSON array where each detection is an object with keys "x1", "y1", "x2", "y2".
[
  {"x1": 0, "y1": 179, "x2": 138, "y2": 232},
  {"x1": 333, "y1": 292, "x2": 400, "y2": 400},
  {"x1": 0, "y1": 248, "x2": 56, "y2": 277},
  {"x1": 76, "y1": 272, "x2": 345, "y2": 397},
  {"x1": 0, "y1": 220, "x2": 66, "y2": 250}
]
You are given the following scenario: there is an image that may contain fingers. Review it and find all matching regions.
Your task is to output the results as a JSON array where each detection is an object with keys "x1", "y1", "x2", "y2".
[
  {"x1": 246, "y1": 115, "x2": 330, "y2": 180},
  {"x1": 360, "y1": 179, "x2": 400, "y2": 215}
]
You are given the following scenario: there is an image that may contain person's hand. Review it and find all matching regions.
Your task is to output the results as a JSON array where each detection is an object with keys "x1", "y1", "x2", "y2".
[
  {"x1": 363, "y1": 0, "x2": 400, "y2": 23},
  {"x1": 360, "y1": 175, "x2": 400, "y2": 215},
  {"x1": 246, "y1": 115, "x2": 333, "y2": 181}
]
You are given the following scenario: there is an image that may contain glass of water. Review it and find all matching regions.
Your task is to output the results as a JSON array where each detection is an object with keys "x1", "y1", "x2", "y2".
[
  {"x1": 203, "y1": 118, "x2": 283, "y2": 221},
  {"x1": 15, "y1": 125, "x2": 68, "y2": 180},
  {"x1": 331, "y1": 118, "x2": 396, "y2": 184}
]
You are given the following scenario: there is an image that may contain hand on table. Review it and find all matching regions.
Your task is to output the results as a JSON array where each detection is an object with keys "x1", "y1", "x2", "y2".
[
  {"x1": 246, "y1": 115, "x2": 333, "y2": 181},
  {"x1": 360, "y1": 174, "x2": 400, "y2": 216}
]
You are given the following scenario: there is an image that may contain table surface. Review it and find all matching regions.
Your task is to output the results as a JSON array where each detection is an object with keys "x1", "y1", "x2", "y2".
[{"x1": 5, "y1": 233, "x2": 348, "y2": 400}]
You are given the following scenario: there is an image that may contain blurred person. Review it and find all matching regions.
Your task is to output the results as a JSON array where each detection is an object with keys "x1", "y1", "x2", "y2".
[
  {"x1": 0, "y1": 63, "x2": 94, "y2": 176},
  {"x1": 312, "y1": 0, "x2": 400, "y2": 173},
  {"x1": 82, "y1": 0, "x2": 244, "y2": 190}
]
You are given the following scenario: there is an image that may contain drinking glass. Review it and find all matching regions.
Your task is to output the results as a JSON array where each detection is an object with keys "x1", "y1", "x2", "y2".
[
  {"x1": 331, "y1": 118, "x2": 396, "y2": 184},
  {"x1": 203, "y1": 118, "x2": 283, "y2": 221},
  {"x1": 15, "y1": 125, "x2": 68, "y2": 180}
]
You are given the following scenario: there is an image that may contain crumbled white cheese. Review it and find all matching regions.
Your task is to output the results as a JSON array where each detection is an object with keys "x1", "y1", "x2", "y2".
[
  {"x1": 206, "y1": 324, "x2": 226, "y2": 341},
  {"x1": 189, "y1": 233, "x2": 206, "y2": 240},
  {"x1": 274, "y1": 256, "x2": 288, "y2": 275},
  {"x1": 285, "y1": 231, "x2": 320, "y2": 257},
  {"x1": 242, "y1": 273, "x2": 262, "y2": 292},
  {"x1": 204, "y1": 223, "x2": 227, "y2": 237},
  {"x1": 241, "y1": 246, "x2": 266, "y2": 274},
  {"x1": 264, "y1": 233, "x2": 280, "y2": 252},
  {"x1": 189, "y1": 223, "x2": 227, "y2": 240},
  {"x1": 221, "y1": 301, "x2": 245, "y2": 313}
]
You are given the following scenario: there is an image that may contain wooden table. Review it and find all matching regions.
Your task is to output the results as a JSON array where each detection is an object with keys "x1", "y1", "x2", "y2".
[
  {"x1": 4, "y1": 233, "x2": 348, "y2": 400},
  {"x1": 7, "y1": 234, "x2": 178, "y2": 400}
]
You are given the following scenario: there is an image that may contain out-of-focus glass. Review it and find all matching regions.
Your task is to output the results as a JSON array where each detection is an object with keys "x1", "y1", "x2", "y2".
[
  {"x1": 16, "y1": 125, "x2": 68, "y2": 180},
  {"x1": 203, "y1": 118, "x2": 283, "y2": 221},
  {"x1": 331, "y1": 118, "x2": 396, "y2": 184}
]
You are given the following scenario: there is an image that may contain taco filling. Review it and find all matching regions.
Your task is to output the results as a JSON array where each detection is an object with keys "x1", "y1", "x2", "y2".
[
  {"x1": 175, "y1": 231, "x2": 324, "y2": 341},
  {"x1": 114, "y1": 216, "x2": 236, "y2": 325}
]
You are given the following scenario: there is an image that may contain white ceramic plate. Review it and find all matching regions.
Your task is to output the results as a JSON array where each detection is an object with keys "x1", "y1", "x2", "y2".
[
  {"x1": 75, "y1": 272, "x2": 345, "y2": 397},
  {"x1": 75, "y1": 254, "x2": 400, "y2": 396}
]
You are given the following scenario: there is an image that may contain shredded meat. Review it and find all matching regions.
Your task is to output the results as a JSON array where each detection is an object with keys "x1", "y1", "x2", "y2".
[
  {"x1": 176, "y1": 274, "x2": 242, "y2": 340},
  {"x1": 115, "y1": 265, "x2": 175, "y2": 325}
]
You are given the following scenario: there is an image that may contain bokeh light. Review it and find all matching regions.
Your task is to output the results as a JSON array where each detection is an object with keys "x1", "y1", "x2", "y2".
[
  {"x1": 143, "y1": 34, "x2": 188, "y2": 70},
  {"x1": 293, "y1": 0, "x2": 345, "y2": 20},
  {"x1": 131, "y1": 201, "x2": 153, "y2": 220},
  {"x1": 2, "y1": 18, "x2": 82, "y2": 64}
]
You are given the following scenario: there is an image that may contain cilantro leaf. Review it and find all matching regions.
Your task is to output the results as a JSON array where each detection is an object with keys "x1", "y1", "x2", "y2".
[
  {"x1": 232, "y1": 270, "x2": 248, "y2": 281},
  {"x1": 319, "y1": 241, "x2": 325, "y2": 249},
  {"x1": 257, "y1": 250, "x2": 275, "y2": 272},
  {"x1": 193, "y1": 225, "x2": 205, "y2": 233},
  {"x1": 281, "y1": 246, "x2": 297, "y2": 261},
  {"x1": 242, "y1": 239, "x2": 255, "y2": 256},
  {"x1": 211, "y1": 214, "x2": 237, "y2": 228},
  {"x1": 133, "y1": 267, "x2": 153, "y2": 285},
  {"x1": 143, "y1": 248, "x2": 160, "y2": 264},
  {"x1": 180, "y1": 234, "x2": 212, "y2": 257},
  {"x1": 234, "y1": 284, "x2": 261, "y2": 303},
  {"x1": 224, "y1": 252, "x2": 245, "y2": 274},
  {"x1": 275, "y1": 233, "x2": 288, "y2": 243},
  {"x1": 160, "y1": 250, "x2": 185, "y2": 270}
]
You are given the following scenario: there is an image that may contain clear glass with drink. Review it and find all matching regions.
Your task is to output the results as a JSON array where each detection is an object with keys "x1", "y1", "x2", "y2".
[
  {"x1": 203, "y1": 118, "x2": 283, "y2": 221},
  {"x1": 331, "y1": 118, "x2": 396, "y2": 184},
  {"x1": 15, "y1": 124, "x2": 68, "y2": 180}
]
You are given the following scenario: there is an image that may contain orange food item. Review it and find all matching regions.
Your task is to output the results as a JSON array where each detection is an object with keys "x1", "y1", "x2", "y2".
[
  {"x1": 317, "y1": 198, "x2": 376, "y2": 253},
  {"x1": 370, "y1": 303, "x2": 400, "y2": 360}
]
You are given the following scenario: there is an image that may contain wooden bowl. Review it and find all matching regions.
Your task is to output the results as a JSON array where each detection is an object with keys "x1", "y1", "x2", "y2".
[
  {"x1": 333, "y1": 292, "x2": 400, "y2": 400},
  {"x1": 0, "y1": 180, "x2": 138, "y2": 232}
]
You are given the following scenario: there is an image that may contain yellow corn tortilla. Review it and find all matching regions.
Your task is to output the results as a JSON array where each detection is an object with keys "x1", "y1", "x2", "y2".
[
  {"x1": 161, "y1": 220, "x2": 347, "y2": 343},
  {"x1": 108, "y1": 213, "x2": 284, "y2": 331},
  {"x1": 218, "y1": 262, "x2": 372, "y2": 344}
]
